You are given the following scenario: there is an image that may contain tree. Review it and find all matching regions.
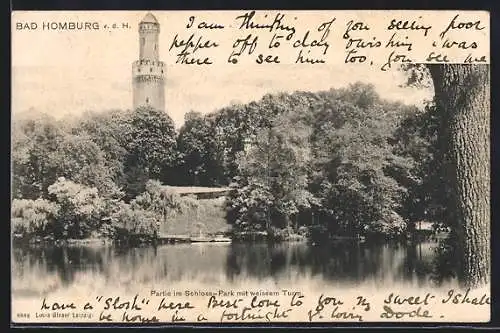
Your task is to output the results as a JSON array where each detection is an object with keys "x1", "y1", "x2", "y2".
[
  {"x1": 427, "y1": 64, "x2": 490, "y2": 287},
  {"x1": 309, "y1": 84, "x2": 412, "y2": 238},
  {"x1": 12, "y1": 113, "x2": 65, "y2": 199},
  {"x1": 12, "y1": 112, "x2": 124, "y2": 200},
  {"x1": 223, "y1": 84, "x2": 418, "y2": 238},
  {"x1": 227, "y1": 94, "x2": 318, "y2": 232},
  {"x1": 75, "y1": 109, "x2": 131, "y2": 186},
  {"x1": 131, "y1": 179, "x2": 183, "y2": 224},
  {"x1": 47, "y1": 178, "x2": 106, "y2": 239},
  {"x1": 392, "y1": 102, "x2": 451, "y2": 229},
  {"x1": 176, "y1": 111, "x2": 221, "y2": 186},
  {"x1": 11, "y1": 198, "x2": 59, "y2": 236},
  {"x1": 122, "y1": 106, "x2": 178, "y2": 199},
  {"x1": 125, "y1": 106, "x2": 177, "y2": 175},
  {"x1": 48, "y1": 133, "x2": 122, "y2": 198},
  {"x1": 235, "y1": 121, "x2": 313, "y2": 229}
]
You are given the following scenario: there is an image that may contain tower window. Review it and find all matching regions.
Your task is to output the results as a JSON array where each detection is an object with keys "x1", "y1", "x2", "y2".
[
  {"x1": 150, "y1": 67, "x2": 153, "y2": 72},
  {"x1": 146, "y1": 97, "x2": 150, "y2": 104},
  {"x1": 161, "y1": 70, "x2": 164, "y2": 73},
  {"x1": 155, "y1": 44, "x2": 157, "y2": 50},
  {"x1": 141, "y1": 37, "x2": 145, "y2": 47}
]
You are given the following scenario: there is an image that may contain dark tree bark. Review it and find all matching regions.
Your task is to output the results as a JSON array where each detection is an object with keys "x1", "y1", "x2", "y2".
[{"x1": 427, "y1": 64, "x2": 490, "y2": 288}]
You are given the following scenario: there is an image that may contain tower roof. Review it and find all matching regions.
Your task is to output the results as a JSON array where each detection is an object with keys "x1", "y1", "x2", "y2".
[{"x1": 140, "y1": 12, "x2": 159, "y2": 24}]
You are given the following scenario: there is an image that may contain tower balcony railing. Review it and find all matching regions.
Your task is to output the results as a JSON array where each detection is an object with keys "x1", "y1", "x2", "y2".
[
  {"x1": 139, "y1": 25, "x2": 160, "y2": 33},
  {"x1": 133, "y1": 59, "x2": 165, "y2": 66},
  {"x1": 133, "y1": 75, "x2": 165, "y2": 83}
]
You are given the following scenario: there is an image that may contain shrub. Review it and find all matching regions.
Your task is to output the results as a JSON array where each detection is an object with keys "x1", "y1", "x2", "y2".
[
  {"x1": 11, "y1": 198, "x2": 59, "y2": 236},
  {"x1": 363, "y1": 211, "x2": 407, "y2": 239},
  {"x1": 110, "y1": 202, "x2": 159, "y2": 236},
  {"x1": 47, "y1": 177, "x2": 105, "y2": 239}
]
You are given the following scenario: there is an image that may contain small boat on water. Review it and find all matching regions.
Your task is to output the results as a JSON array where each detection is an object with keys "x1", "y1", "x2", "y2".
[
  {"x1": 190, "y1": 230, "x2": 215, "y2": 243},
  {"x1": 190, "y1": 236, "x2": 213, "y2": 242},
  {"x1": 190, "y1": 231, "x2": 232, "y2": 243},
  {"x1": 212, "y1": 235, "x2": 232, "y2": 243}
]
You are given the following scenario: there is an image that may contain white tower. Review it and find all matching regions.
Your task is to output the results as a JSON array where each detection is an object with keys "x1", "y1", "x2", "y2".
[{"x1": 132, "y1": 13, "x2": 165, "y2": 112}]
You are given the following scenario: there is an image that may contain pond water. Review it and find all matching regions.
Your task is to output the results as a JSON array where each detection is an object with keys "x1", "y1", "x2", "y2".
[{"x1": 12, "y1": 240, "x2": 456, "y2": 297}]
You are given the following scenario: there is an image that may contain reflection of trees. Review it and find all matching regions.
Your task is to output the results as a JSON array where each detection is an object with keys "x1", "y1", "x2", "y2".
[
  {"x1": 13, "y1": 243, "x2": 232, "y2": 289},
  {"x1": 429, "y1": 233, "x2": 460, "y2": 286},
  {"x1": 308, "y1": 241, "x2": 440, "y2": 285},
  {"x1": 226, "y1": 243, "x2": 273, "y2": 280},
  {"x1": 225, "y1": 243, "x2": 312, "y2": 281},
  {"x1": 306, "y1": 241, "x2": 379, "y2": 282},
  {"x1": 12, "y1": 240, "x2": 453, "y2": 291},
  {"x1": 225, "y1": 241, "x2": 449, "y2": 286},
  {"x1": 386, "y1": 242, "x2": 434, "y2": 286},
  {"x1": 12, "y1": 245, "x2": 111, "y2": 286}
]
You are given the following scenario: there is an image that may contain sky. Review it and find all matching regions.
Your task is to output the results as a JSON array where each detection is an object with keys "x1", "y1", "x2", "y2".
[{"x1": 12, "y1": 11, "x2": 435, "y2": 127}]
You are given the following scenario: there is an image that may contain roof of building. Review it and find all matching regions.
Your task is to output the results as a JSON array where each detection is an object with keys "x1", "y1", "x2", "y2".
[
  {"x1": 141, "y1": 12, "x2": 159, "y2": 24},
  {"x1": 162, "y1": 186, "x2": 232, "y2": 195}
]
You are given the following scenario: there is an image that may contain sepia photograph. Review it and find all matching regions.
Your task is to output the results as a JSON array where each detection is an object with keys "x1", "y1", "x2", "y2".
[{"x1": 11, "y1": 10, "x2": 490, "y2": 324}]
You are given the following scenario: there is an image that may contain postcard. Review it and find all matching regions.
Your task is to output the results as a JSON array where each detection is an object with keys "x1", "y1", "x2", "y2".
[{"x1": 11, "y1": 10, "x2": 490, "y2": 324}]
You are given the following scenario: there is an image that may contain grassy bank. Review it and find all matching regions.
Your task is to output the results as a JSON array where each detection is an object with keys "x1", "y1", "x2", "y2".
[{"x1": 159, "y1": 197, "x2": 231, "y2": 236}]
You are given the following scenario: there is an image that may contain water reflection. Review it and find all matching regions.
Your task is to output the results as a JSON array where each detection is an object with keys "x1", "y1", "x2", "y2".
[
  {"x1": 225, "y1": 241, "x2": 440, "y2": 287},
  {"x1": 11, "y1": 240, "x2": 455, "y2": 296}
]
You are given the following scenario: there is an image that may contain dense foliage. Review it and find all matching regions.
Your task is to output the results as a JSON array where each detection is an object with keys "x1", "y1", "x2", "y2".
[{"x1": 12, "y1": 83, "x2": 445, "y2": 241}]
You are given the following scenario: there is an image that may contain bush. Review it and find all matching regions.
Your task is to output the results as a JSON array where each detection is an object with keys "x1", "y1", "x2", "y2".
[
  {"x1": 11, "y1": 198, "x2": 59, "y2": 236},
  {"x1": 47, "y1": 177, "x2": 106, "y2": 239},
  {"x1": 363, "y1": 212, "x2": 407, "y2": 239},
  {"x1": 110, "y1": 202, "x2": 159, "y2": 236}
]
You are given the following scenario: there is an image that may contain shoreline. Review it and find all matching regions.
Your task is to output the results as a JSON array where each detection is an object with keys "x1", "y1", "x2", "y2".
[{"x1": 11, "y1": 231, "x2": 443, "y2": 248}]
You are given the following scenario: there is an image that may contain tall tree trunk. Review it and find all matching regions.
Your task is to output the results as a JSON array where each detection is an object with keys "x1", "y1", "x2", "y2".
[{"x1": 428, "y1": 64, "x2": 490, "y2": 288}]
